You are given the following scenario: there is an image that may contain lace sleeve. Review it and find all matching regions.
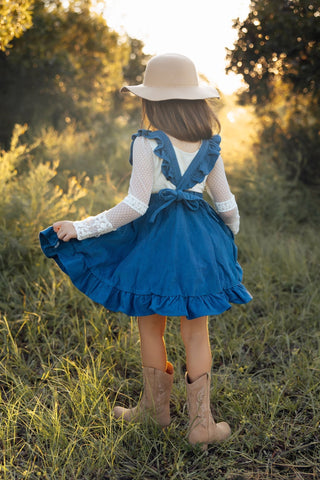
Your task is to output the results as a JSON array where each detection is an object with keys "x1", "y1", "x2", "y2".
[
  {"x1": 73, "y1": 137, "x2": 154, "y2": 240},
  {"x1": 206, "y1": 155, "x2": 240, "y2": 235}
]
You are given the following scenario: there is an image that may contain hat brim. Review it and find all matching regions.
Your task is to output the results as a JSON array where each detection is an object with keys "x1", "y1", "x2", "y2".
[{"x1": 120, "y1": 84, "x2": 220, "y2": 101}]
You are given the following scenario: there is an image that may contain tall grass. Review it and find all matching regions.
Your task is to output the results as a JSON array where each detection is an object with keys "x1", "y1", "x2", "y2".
[{"x1": 0, "y1": 122, "x2": 319, "y2": 479}]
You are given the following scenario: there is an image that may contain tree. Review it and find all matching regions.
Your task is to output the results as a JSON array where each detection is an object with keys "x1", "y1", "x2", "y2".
[
  {"x1": 0, "y1": 0, "x2": 147, "y2": 145},
  {"x1": 226, "y1": 0, "x2": 320, "y2": 103},
  {"x1": 114, "y1": 36, "x2": 150, "y2": 119},
  {"x1": 227, "y1": 0, "x2": 320, "y2": 186},
  {"x1": 0, "y1": 0, "x2": 34, "y2": 50}
]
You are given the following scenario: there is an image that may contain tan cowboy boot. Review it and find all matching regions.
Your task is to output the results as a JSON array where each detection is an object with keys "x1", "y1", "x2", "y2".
[
  {"x1": 113, "y1": 362, "x2": 174, "y2": 427},
  {"x1": 186, "y1": 371, "x2": 231, "y2": 450}
]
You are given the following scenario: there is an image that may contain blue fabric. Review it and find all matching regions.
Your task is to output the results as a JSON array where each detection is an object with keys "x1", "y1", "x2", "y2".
[
  {"x1": 129, "y1": 129, "x2": 221, "y2": 187},
  {"x1": 39, "y1": 129, "x2": 252, "y2": 320}
]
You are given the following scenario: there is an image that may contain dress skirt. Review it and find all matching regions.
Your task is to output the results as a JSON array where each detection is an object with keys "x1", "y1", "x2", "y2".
[{"x1": 40, "y1": 191, "x2": 252, "y2": 320}]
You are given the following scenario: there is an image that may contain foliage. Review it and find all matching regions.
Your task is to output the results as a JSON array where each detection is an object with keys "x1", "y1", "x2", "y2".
[
  {"x1": 0, "y1": 118, "x2": 140, "y2": 275},
  {"x1": 227, "y1": 0, "x2": 320, "y2": 186},
  {"x1": 256, "y1": 82, "x2": 320, "y2": 186},
  {"x1": 118, "y1": 37, "x2": 150, "y2": 118},
  {"x1": 31, "y1": 120, "x2": 134, "y2": 189},
  {"x1": 226, "y1": 0, "x2": 320, "y2": 103},
  {"x1": 0, "y1": 0, "x2": 125, "y2": 141},
  {"x1": 0, "y1": 0, "x2": 34, "y2": 50},
  {"x1": 0, "y1": 0, "x2": 147, "y2": 146},
  {"x1": 0, "y1": 124, "x2": 87, "y2": 271}
]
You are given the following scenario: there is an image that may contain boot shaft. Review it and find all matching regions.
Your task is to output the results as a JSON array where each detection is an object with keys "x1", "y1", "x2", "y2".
[
  {"x1": 185, "y1": 371, "x2": 231, "y2": 447},
  {"x1": 114, "y1": 362, "x2": 174, "y2": 427}
]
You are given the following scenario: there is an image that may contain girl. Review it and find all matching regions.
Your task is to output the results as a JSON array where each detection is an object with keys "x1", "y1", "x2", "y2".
[{"x1": 40, "y1": 53, "x2": 252, "y2": 450}]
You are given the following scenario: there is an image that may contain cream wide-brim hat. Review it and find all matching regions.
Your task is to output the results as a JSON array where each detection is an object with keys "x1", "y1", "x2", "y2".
[{"x1": 120, "y1": 53, "x2": 220, "y2": 101}]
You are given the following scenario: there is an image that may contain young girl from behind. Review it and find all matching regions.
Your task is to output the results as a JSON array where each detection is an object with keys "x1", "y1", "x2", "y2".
[{"x1": 40, "y1": 53, "x2": 252, "y2": 450}]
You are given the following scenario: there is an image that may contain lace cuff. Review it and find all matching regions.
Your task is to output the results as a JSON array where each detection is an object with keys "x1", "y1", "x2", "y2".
[
  {"x1": 123, "y1": 193, "x2": 148, "y2": 215},
  {"x1": 215, "y1": 194, "x2": 237, "y2": 212},
  {"x1": 73, "y1": 212, "x2": 115, "y2": 241}
]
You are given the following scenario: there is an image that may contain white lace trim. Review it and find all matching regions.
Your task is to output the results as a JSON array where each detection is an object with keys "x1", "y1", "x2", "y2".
[
  {"x1": 122, "y1": 193, "x2": 148, "y2": 215},
  {"x1": 73, "y1": 212, "x2": 115, "y2": 241},
  {"x1": 215, "y1": 194, "x2": 237, "y2": 213}
]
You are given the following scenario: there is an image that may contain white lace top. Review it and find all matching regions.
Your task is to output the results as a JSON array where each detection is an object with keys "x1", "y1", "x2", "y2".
[{"x1": 73, "y1": 136, "x2": 240, "y2": 240}]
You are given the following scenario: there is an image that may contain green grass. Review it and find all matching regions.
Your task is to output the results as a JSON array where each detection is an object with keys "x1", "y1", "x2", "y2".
[{"x1": 0, "y1": 213, "x2": 319, "y2": 480}]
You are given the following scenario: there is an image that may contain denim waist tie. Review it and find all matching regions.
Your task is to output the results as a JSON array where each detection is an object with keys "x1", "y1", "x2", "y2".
[{"x1": 149, "y1": 189, "x2": 204, "y2": 223}]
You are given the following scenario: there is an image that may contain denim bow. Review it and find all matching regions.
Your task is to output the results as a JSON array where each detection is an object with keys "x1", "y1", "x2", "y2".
[{"x1": 149, "y1": 189, "x2": 203, "y2": 223}]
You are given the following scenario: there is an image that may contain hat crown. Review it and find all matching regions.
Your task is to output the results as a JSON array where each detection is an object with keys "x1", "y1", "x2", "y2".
[{"x1": 143, "y1": 54, "x2": 199, "y2": 88}]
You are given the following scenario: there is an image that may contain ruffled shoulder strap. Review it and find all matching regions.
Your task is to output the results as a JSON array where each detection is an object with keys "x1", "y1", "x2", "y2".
[
  {"x1": 129, "y1": 129, "x2": 182, "y2": 186},
  {"x1": 129, "y1": 130, "x2": 222, "y2": 188},
  {"x1": 176, "y1": 134, "x2": 222, "y2": 190}
]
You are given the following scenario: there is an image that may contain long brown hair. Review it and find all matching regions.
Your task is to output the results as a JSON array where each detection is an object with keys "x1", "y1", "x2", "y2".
[{"x1": 142, "y1": 99, "x2": 221, "y2": 142}]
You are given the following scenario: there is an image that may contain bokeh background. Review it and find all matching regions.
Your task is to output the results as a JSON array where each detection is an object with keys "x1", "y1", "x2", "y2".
[{"x1": 0, "y1": 1, "x2": 319, "y2": 479}]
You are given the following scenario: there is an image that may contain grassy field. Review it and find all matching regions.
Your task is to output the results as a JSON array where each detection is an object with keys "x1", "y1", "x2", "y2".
[
  {"x1": 1, "y1": 208, "x2": 319, "y2": 479},
  {"x1": 0, "y1": 117, "x2": 319, "y2": 479}
]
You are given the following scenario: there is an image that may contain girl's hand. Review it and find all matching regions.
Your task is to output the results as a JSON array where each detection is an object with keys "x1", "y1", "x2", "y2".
[{"x1": 53, "y1": 221, "x2": 77, "y2": 242}]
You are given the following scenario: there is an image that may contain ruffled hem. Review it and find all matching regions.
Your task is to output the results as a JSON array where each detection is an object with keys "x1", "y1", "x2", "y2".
[
  {"x1": 84, "y1": 278, "x2": 252, "y2": 320},
  {"x1": 39, "y1": 227, "x2": 252, "y2": 320},
  {"x1": 129, "y1": 129, "x2": 221, "y2": 188}
]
